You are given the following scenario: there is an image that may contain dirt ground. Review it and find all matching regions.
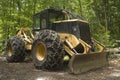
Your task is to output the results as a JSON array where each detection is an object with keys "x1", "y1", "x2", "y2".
[{"x1": 0, "y1": 55, "x2": 120, "y2": 80}]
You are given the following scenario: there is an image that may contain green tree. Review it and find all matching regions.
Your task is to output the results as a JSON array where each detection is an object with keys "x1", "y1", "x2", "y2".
[{"x1": 0, "y1": 0, "x2": 120, "y2": 53}]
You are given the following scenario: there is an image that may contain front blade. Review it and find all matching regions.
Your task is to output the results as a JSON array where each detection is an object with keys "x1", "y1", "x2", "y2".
[{"x1": 68, "y1": 52, "x2": 109, "y2": 74}]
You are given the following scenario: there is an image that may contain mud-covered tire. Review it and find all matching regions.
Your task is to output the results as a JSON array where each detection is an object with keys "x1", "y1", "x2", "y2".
[
  {"x1": 6, "y1": 36, "x2": 25, "y2": 62},
  {"x1": 32, "y1": 30, "x2": 65, "y2": 70}
]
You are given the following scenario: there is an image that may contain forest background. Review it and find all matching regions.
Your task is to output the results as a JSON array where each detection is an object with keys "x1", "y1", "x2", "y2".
[{"x1": 0, "y1": 0, "x2": 120, "y2": 54}]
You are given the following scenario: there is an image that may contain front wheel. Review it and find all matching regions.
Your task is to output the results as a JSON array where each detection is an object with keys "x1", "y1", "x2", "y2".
[{"x1": 32, "y1": 30, "x2": 65, "y2": 70}]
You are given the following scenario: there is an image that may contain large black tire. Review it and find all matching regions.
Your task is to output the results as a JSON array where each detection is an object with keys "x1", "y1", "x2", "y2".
[
  {"x1": 32, "y1": 30, "x2": 65, "y2": 70},
  {"x1": 6, "y1": 36, "x2": 25, "y2": 62}
]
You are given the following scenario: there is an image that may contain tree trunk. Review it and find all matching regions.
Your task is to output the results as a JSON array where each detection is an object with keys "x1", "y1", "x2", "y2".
[
  {"x1": 17, "y1": 0, "x2": 21, "y2": 26},
  {"x1": 78, "y1": 0, "x2": 83, "y2": 16},
  {"x1": 33, "y1": 0, "x2": 37, "y2": 15},
  {"x1": 102, "y1": 0, "x2": 108, "y2": 32},
  {"x1": 93, "y1": 0, "x2": 101, "y2": 26}
]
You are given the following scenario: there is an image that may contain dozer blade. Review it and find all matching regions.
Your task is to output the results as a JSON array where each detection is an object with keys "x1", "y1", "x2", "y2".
[{"x1": 68, "y1": 52, "x2": 109, "y2": 74}]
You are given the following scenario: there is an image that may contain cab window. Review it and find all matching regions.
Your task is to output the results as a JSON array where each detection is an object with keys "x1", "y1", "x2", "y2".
[
  {"x1": 49, "y1": 12, "x2": 65, "y2": 22},
  {"x1": 33, "y1": 14, "x2": 40, "y2": 30}
]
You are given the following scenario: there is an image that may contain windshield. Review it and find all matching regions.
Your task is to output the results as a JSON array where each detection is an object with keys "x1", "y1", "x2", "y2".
[
  {"x1": 49, "y1": 10, "x2": 84, "y2": 22},
  {"x1": 49, "y1": 11, "x2": 66, "y2": 22}
]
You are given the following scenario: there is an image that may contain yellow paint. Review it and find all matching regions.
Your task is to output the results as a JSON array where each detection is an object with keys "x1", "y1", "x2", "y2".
[
  {"x1": 58, "y1": 33, "x2": 79, "y2": 48},
  {"x1": 25, "y1": 43, "x2": 32, "y2": 50},
  {"x1": 8, "y1": 45, "x2": 13, "y2": 57},
  {"x1": 35, "y1": 42, "x2": 46, "y2": 61},
  {"x1": 92, "y1": 38, "x2": 105, "y2": 52},
  {"x1": 64, "y1": 45, "x2": 74, "y2": 56},
  {"x1": 53, "y1": 19, "x2": 88, "y2": 23},
  {"x1": 16, "y1": 28, "x2": 33, "y2": 50},
  {"x1": 58, "y1": 33, "x2": 91, "y2": 56}
]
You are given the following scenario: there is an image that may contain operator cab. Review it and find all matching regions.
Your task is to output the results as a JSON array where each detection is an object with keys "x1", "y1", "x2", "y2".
[
  {"x1": 33, "y1": 8, "x2": 92, "y2": 46},
  {"x1": 33, "y1": 8, "x2": 78, "y2": 31}
]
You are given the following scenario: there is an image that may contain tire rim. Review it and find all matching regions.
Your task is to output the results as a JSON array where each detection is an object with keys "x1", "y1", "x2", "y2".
[
  {"x1": 8, "y1": 45, "x2": 13, "y2": 57},
  {"x1": 35, "y1": 42, "x2": 46, "y2": 61}
]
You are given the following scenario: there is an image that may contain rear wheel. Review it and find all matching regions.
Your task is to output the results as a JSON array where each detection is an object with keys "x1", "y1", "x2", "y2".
[
  {"x1": 32, "y1": 30, "x2": 65, "y2": 70},
  {"x1": 6, "y1": 36, "x2": 25, "y2": 62}
]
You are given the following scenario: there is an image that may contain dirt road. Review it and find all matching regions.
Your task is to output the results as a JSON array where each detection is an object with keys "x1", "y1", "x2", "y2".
[{"x1": 0, "y1": 55, "x2": 120, "y2": 80}]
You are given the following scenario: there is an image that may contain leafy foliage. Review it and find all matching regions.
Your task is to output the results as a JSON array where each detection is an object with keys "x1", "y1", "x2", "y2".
[{"x1": 0, "y1": 0, "x2": 119, "y2": 53}]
